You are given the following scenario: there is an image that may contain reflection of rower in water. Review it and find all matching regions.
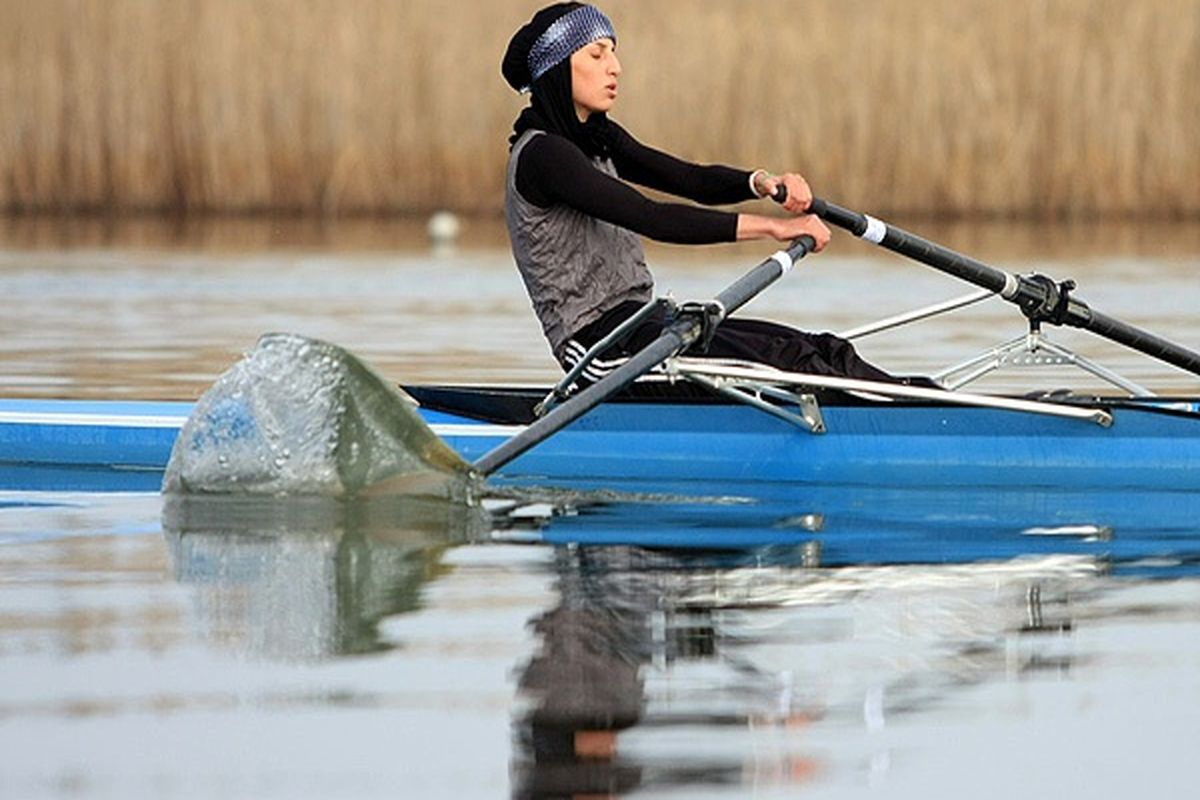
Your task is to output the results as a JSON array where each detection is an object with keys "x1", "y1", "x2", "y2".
[
  {"x1": 501, "y1": 3, "x2": 908, "y2": 385},
  {"x1": 512, "y1": 548, "x2": 646, "y2": 797},
  {"x1": 511, "y1": 546, "x2": 823, "y2": 798}
]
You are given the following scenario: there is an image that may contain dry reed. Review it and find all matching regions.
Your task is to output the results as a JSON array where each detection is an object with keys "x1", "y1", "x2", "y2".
[{"x1": 1, "y1": 0, "x2": 1198, "y2": 218}]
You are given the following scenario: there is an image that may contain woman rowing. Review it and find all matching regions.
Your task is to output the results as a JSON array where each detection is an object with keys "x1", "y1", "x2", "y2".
[{"x1": 502, "y1": 2, "x2": 902, "y2": 385}]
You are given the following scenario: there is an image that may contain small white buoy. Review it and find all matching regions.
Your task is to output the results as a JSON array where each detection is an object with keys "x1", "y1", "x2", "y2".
[{"x1": 427, "y1": 210, "x2": 461, "y2": 247}]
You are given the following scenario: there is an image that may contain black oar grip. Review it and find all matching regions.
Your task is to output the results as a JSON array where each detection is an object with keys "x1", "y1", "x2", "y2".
[
  {"x1": 809, "y1": 197, "x2": 867, "y2": 236},
  {"x1": 772, "y1": 184, "x2": 788, "y2": 204},
  {"x1": 789, "y1": 235, "x2": 817, "y2": 259}
]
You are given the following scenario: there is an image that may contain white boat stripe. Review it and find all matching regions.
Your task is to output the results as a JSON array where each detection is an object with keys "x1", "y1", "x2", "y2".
[
  {"x1": 430, "y1": 423, "x2": 525, "y2": 437},
  {"x1": 0, "y1": 412, "x2": 525, "y2": 438},
  {"x1": 0, "y1": 411, "x2": 187, "y2": 428}
]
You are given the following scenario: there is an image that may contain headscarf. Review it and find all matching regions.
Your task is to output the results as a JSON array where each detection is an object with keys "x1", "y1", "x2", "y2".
[{"x1": 502, "y1": 3, "x2": 618, "y2": 158}]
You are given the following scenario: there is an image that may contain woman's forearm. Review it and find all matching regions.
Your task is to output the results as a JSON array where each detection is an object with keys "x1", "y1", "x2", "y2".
[
  {"x1": 736, "y1": 213, "x2": 831, "y2": 250},
  {"x1": 735, "y1": 214, "x2": 782, "y2": 241}
]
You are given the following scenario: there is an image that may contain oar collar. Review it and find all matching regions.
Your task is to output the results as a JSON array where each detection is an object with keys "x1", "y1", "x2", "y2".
[{"x1": 1018, "y1": 274, "x2": 1084, "y2": 328}]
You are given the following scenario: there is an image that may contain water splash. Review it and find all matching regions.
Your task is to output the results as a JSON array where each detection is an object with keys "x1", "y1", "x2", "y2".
[{"x1": 162, "y1": 333, "x2": 471, "y2": 497}]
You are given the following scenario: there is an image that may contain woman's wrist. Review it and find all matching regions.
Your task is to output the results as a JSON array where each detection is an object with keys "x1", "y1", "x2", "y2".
[
  {"x1": 735, "y1": 213, "x2": 780, "y2": 241},
  {"x1": 748, "y1": 169, "x2": 771, "y2": 199}
]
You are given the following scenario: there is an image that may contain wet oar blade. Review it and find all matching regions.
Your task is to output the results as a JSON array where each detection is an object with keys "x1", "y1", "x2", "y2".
[{"x1": 162, "y1": 333, "x2": 471, "y2": 498}]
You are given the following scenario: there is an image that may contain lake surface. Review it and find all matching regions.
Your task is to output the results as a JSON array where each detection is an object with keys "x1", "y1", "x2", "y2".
[{"x1": 2, "y1": 216, "x2": 1200, "y2": 798}]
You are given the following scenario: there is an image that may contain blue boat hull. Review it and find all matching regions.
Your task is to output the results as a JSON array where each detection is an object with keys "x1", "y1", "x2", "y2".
[{"x1": 4, "y1": 394, "x2": 1200, "y2": 490}]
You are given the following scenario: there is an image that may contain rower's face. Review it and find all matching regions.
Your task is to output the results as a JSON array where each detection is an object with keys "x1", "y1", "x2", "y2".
[{"x1": 570, "y1": 38, "x2": 620, "y2": 122}]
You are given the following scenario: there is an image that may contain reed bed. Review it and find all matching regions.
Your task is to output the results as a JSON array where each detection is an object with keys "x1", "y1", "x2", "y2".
[{"x1": 2, "y1": 0, "x2": 1198, "y2": 218}]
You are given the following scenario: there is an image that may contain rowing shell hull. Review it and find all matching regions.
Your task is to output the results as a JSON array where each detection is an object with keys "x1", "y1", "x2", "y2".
[{"x1": 3, "y1": 396, "x2": 1200, "y2": 490}]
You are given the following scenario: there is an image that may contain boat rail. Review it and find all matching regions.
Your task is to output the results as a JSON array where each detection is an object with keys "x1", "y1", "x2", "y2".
[
  {"x1": 837, "y1": 286, "x2": 1153, "y2": 395},
  {"x1": 666, "y1": 359, "x2": 1115, "y2": 430},
  {"x1": 837, "y1": 287, "x2": 996, "y2": 341}
]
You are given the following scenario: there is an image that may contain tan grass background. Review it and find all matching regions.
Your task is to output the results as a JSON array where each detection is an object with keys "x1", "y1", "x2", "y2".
[{"x1": 2, "y1": 0, "x2": 1198, "y2": 218}]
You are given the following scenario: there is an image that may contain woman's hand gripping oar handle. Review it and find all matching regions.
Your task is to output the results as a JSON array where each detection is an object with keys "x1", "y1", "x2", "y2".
[
  {"x1": 807, "y1": 196, "x2": 1200, "y2": 378},
  {"x1": 471, "y1": 236, "x2": 817, "y2": 477}
]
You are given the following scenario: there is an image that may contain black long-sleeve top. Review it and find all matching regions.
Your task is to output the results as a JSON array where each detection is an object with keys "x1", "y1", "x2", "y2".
[{"x1": 513, "y1": 122, "x2": 756, "y2": 244}]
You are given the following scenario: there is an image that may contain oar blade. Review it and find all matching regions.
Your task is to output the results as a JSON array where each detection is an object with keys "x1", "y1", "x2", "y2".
[{"x1": 162, "y1": 333, "x2": 472, "y2": 498}]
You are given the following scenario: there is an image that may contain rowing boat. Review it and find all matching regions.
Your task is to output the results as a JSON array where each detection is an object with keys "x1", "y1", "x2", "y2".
[
  {"x1": 3, "y1": 373, "x2": 1200, "y2": 491},
  {"x1": 4, "y1": 199, "x2": 1200, "y2": 494}
]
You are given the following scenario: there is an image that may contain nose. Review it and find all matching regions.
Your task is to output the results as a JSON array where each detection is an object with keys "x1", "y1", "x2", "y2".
[{"x1": 609, "y1": 53, "x2": 621, "y2": 77}]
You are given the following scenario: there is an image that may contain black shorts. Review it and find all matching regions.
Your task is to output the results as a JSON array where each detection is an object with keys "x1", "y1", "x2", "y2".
[{"x1": 558, "y1": 300, "x2": 908, "y2": 385}]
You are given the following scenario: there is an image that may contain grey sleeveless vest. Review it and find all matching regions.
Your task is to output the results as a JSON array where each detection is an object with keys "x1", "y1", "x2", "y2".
[{"x1": 505, "y1": 129, "x2": 653, "y2": 357}]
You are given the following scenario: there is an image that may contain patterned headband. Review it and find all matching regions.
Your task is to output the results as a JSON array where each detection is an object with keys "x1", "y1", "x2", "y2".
[{"x1": 527, "y1": 5, "x2": 617, "y2": 87}]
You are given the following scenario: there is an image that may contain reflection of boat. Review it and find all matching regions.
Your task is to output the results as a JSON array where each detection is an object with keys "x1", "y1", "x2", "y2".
[
  {"x1": 4, "y1": 381, "x2": 1200, "y2": 490},
  {"x1": 517, "y1": 481, "x2": 1200, "y2": 578},
  {"x1": 5, "y1": 447, "x2": 1198, "y2": 578}
]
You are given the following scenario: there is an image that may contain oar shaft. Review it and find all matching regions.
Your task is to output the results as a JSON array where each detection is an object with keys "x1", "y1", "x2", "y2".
[
  {"x1": 812, "y1": 198, "x2": 1200, "y2": 377},
  {"x1": 471, "y1": 320, "x2": 695, "y2": 476},
  {"x1": 714, "y1": 245, "x2": 803, "y2": 314},
  {"x1": 813, "y1": 198, "x2": 1012, "y2": 294},
  {"x1": 472, "y1": 237, "x2": 815, "y2": 476},
  {"x1": 1087, "y1": 308, "x2": 1200, "y2": 374}
]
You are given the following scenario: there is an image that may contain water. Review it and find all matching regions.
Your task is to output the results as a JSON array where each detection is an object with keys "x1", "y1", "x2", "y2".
[
  {"x1": 3, "y1": 216, "x2": 1200, "y2": 398},
  {"x1": 2, "y1": 217, "x2": 1200, "y2": 798}
]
